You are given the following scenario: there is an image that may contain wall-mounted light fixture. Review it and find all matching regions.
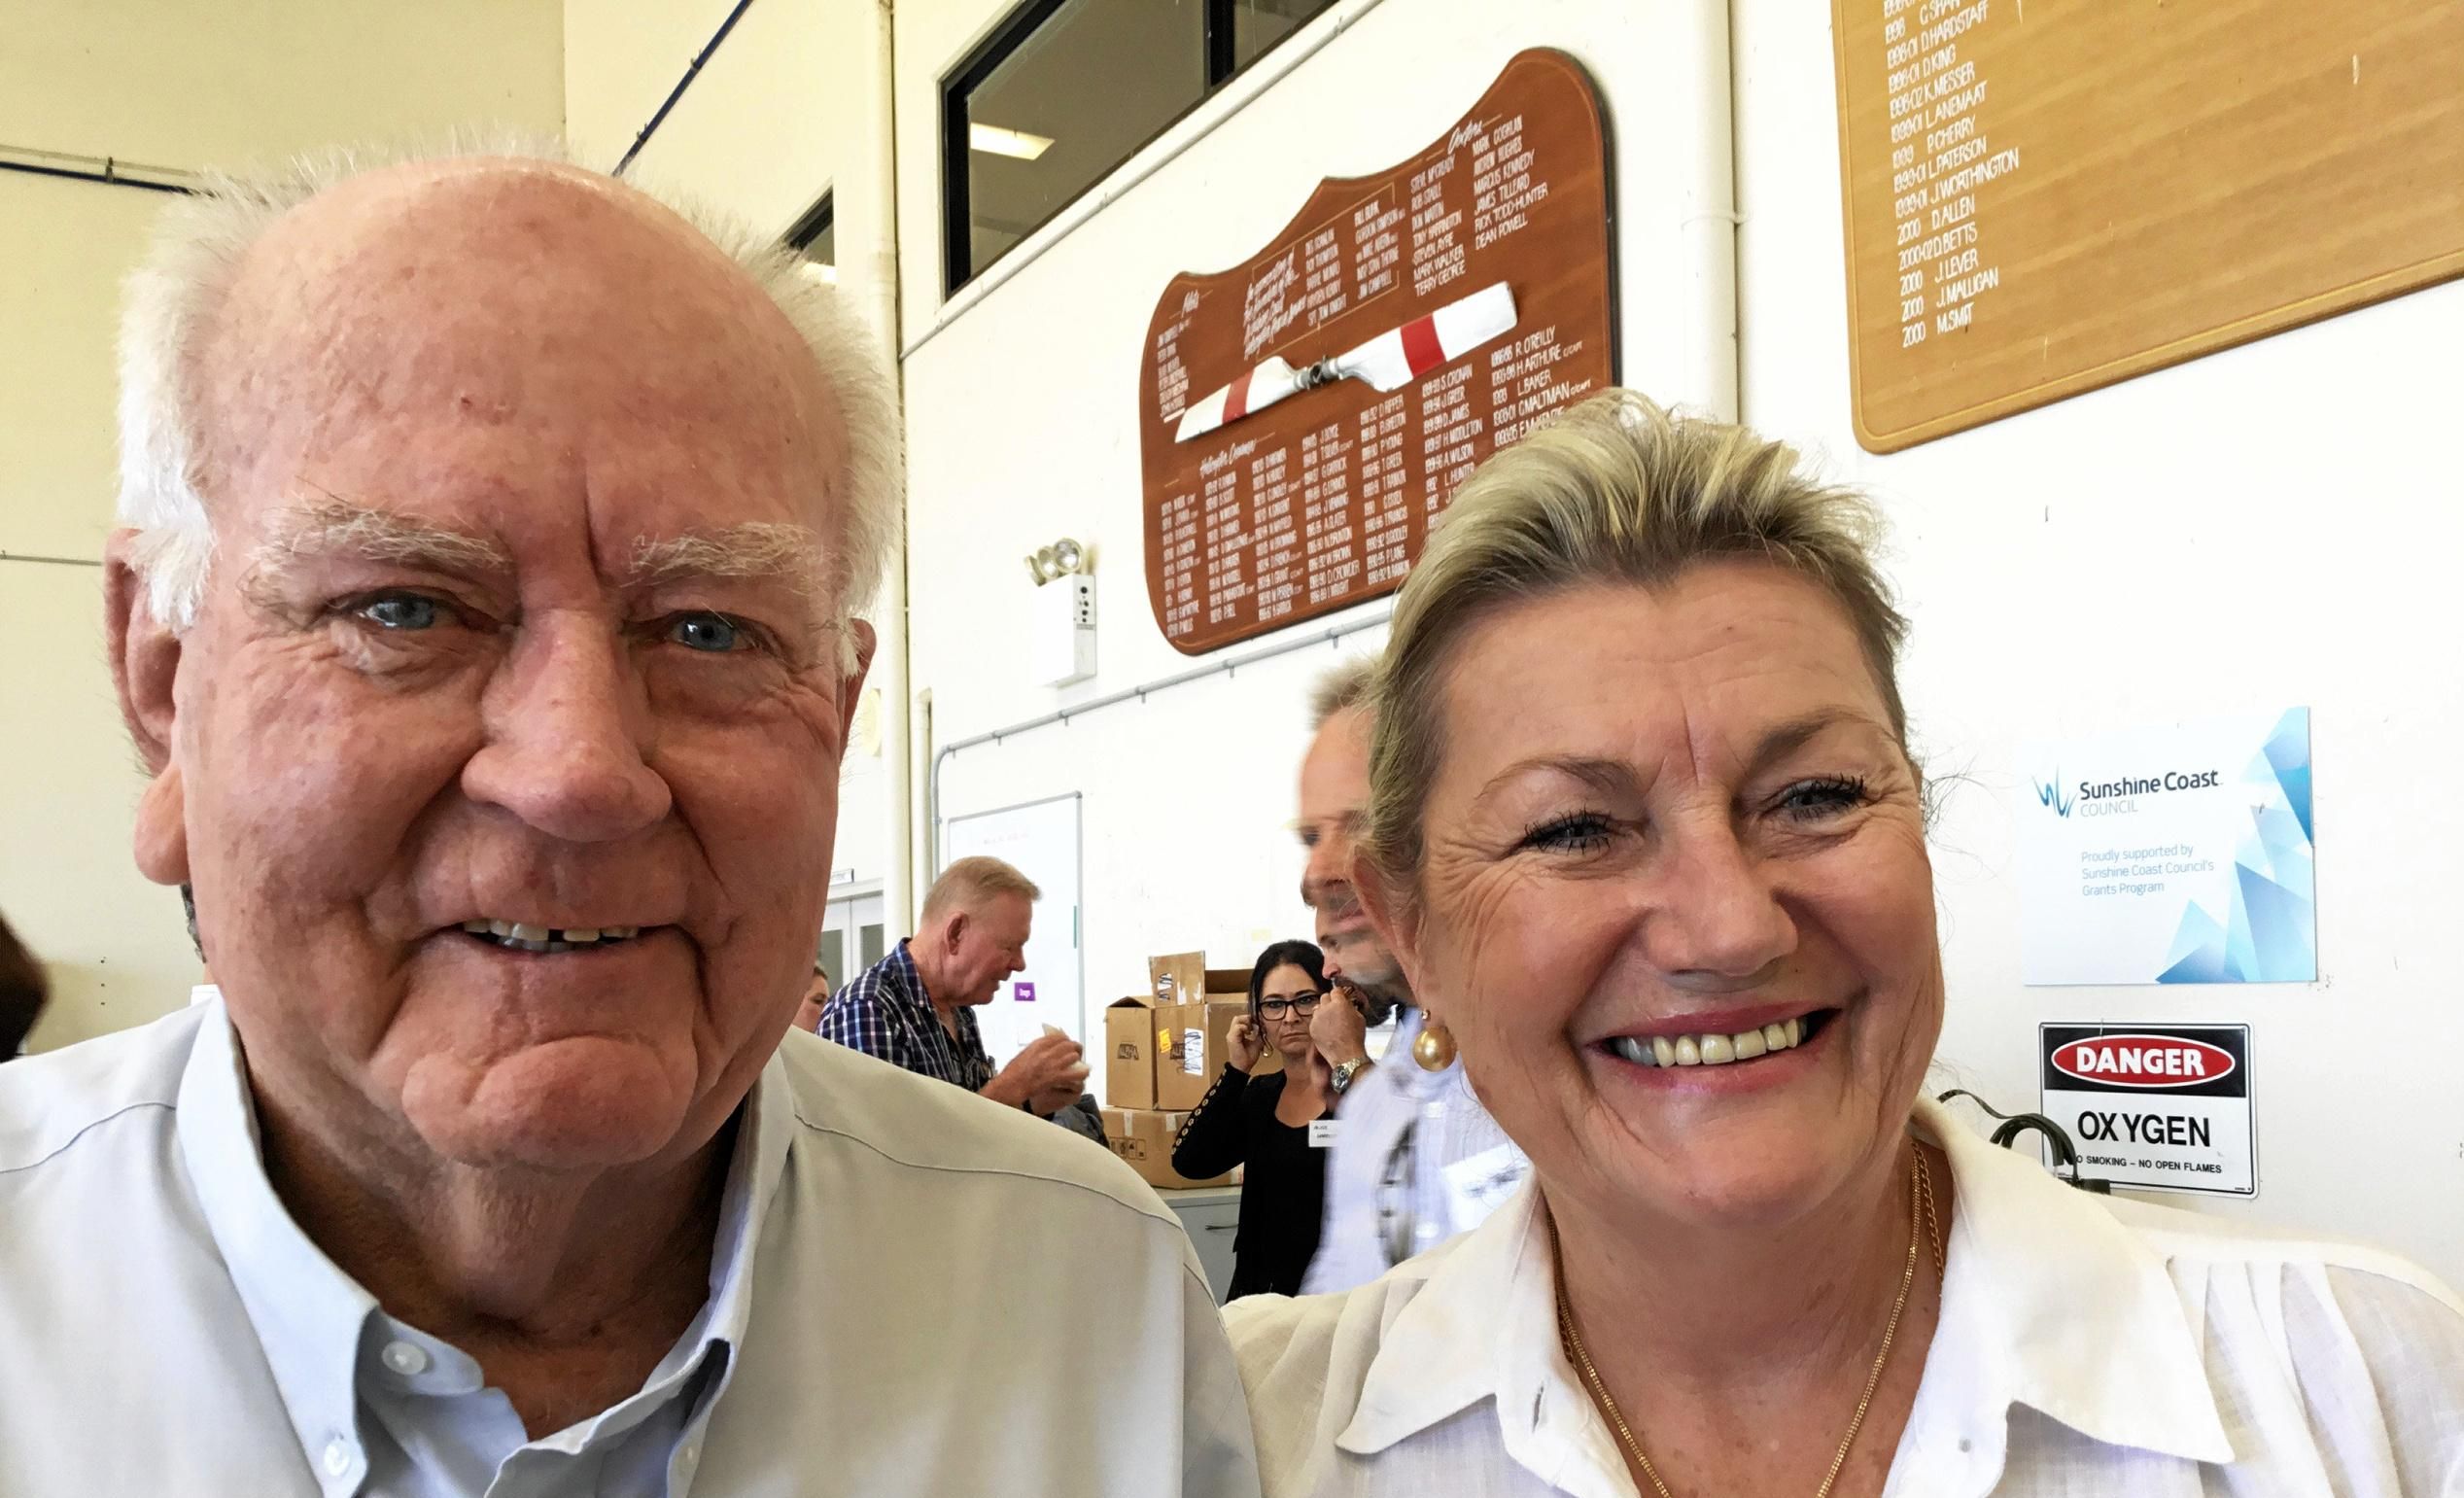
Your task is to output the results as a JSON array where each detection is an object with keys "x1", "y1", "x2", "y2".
[
  {"x1": 1024, "y1": 538, "x2": 1095, "y2": 686},
  {"x1": 1024, "y1": 537, "x2": 1088, "y2": 585}
]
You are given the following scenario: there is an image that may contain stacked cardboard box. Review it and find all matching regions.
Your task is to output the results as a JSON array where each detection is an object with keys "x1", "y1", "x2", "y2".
[
  {"x1": 1097, "y1": 1105, "x2": 1230, "y2": 1189},
  {"x1": 1098, "y1": 952, "x2": 1261, "y2": 1187}
]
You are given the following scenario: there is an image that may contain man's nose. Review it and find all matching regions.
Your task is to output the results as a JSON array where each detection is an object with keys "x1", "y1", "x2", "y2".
[
  {"x1": 462, "y1": 614, "x2": 673, "y2": 844},
  {"x1": 1301, "y1": 839, "x2": 1347, "y2": 910}
]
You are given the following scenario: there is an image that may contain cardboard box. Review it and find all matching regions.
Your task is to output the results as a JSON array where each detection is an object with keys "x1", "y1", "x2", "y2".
[
  {"x1": 1148, "y1": 952, "x2": 1208, "y2": 1006},
  {"x1": 1156, "y1": 999, "x2": 1255, "y2": 1110},
  {"x1": 1103, "y1": 995, "x2": 1159, "y2": 1110},
  {"x1": 1100, "y1": 1107, "x2": 1232, "y2": 1189}
]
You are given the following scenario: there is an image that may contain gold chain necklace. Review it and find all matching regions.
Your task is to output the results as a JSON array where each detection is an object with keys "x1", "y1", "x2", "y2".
[{"x1": 1552, "y1": 1150, "x2": 1944, "y2": 1498}]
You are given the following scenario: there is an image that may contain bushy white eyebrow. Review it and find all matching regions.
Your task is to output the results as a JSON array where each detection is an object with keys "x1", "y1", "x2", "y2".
[
  {"x1": 627, "y1": 523, "x2": 825, "y2": 595},
  {"x1": 249, "y1": 497, "x2": 510, "y2": 577}
]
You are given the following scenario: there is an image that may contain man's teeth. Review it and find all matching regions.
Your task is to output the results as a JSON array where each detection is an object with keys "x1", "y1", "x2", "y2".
[
  {"x1": 1612, "y1": 1017, "x2": 1807, "y2": 1068},
  {"x1": 459, "y1": 920, "x2": 643, "y2": 954}
]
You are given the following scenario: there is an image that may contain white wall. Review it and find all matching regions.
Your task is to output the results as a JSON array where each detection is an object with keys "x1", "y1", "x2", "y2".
[
  {"x1": 550, "y1": 0, "x2": 2463, "y2": 1284},
  {"x1": 1733, "y1": 4, "x2": 2464, "y2": 1285},
  {"x1": 0, "y1": 0, "x2": 565, "y2": 1050},
  {"x1": 892, "y1": 0, "x2": 1728, "y2": 1065},
  {"x1": 565, "y1": 0, "x2": 896, "y2": 898}
]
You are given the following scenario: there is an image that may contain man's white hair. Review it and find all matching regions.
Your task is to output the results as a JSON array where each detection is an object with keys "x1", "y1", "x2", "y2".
[{"x1": 116, "y1": 135, "x2": 901, "y2": 668}]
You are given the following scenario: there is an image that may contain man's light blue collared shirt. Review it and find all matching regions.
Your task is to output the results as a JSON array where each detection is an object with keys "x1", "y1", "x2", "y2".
[{"x1": 0, "y1": 998, "x2": 1259, "y2": 1497}]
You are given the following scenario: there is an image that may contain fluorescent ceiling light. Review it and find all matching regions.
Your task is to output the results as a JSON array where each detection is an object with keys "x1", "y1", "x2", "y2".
[{"x1": 970, "y1": 122, "x2": 1054, "y2": 160}]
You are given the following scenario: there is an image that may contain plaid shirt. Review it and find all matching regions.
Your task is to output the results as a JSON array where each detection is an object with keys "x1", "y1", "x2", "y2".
[{"x1": 817, "y1": 941, "x2": 994, "y2": 1094}]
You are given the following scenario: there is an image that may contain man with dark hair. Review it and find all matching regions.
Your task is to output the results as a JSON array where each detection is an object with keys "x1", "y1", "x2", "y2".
[{"x1": 0, "y1": 915, "x2": 45, "y2": 1060}]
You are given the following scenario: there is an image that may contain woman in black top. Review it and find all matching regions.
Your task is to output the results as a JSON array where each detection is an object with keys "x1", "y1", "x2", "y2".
[{"x1": 1172, "y1": 939, "x2": 1334, "y2": 1299}]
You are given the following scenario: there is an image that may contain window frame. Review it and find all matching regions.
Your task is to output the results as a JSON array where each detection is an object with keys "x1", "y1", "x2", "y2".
[
  {"x1": 940, "y1": 0, "x2": 1336, "y2": 296},
  {"x1": 784, "y1": 192, "x2": 836, "y2": 263}
]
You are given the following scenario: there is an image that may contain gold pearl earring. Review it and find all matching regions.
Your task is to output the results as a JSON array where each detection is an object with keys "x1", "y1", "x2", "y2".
[{"x1": 1412, "y1": 1014, "x2": 1457, "y2": 1071}]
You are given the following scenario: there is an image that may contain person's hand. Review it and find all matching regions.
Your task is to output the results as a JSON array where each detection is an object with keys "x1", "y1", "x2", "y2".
[
  {"x1": 988, "y1": 1033, "x2": 1088, "y2": 1115},
  {"x1": 1298, "y1": 1042, "x2": 1336, "y2": 1097},
  {"x1": 1227, "y1": 1013, "x2": 1265, "y2": 1072},
  {"x1": 1031, "y1": 1063, "x2": 1091, "y2": 1116},
  {"x1": 1310, "y1": 987, "x2": 1371, "y2": 1069}
]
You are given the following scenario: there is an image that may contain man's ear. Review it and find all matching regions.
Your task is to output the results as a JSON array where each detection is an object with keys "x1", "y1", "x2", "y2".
[
  {"x1": 838, "y1": 618, "x2": 878, "y2": 744},
  {"x1": 1348, "y1": 848, "x2": 1429, "y2": 1010},
  {"x1": 943, "y1": 909, "x2": 969, "y2": 954},
  {"x1": 104, "y1": 531, "x2": 191, "y2": 887}
]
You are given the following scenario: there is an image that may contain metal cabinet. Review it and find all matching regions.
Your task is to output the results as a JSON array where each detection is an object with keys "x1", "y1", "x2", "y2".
[{"x1": 1159, "y1": 1185, "x2": 1241, "y2": 1304}]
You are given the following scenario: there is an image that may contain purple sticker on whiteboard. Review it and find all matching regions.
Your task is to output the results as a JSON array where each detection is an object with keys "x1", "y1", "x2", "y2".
[{"x1": 1014, "y1": 982, "x2": 1037, "y2": 1002}]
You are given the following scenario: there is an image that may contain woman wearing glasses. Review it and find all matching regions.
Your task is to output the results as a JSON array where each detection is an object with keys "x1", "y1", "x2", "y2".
[{"x1": 1173, "y1": 939, "x2": 1336, "y2": 1299}]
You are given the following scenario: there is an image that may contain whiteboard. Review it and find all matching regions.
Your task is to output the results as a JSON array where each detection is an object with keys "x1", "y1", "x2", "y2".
[{"x1": 943, "y1": 792, "x2": 1084, "y2": 1064}]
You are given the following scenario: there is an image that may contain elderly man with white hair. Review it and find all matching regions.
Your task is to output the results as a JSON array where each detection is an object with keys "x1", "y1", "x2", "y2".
[{"x1": 0, "y1": 147, "x2": 1258, "y2": 1497}]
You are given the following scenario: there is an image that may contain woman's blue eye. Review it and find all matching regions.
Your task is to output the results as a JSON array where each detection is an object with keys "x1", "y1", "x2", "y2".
[
  {"x1": 1521, "y1": 813, "x2": 1614, "y2": 854},
  {"x1": 669, "y1": 612, "x2": 746, "y2": 652},
  {"x1": 1778, "y1": 777, "x2": 1869, "y2": 821},
  {"x1": 359, "y1": 595, "x2": 438, "y2": 630}
]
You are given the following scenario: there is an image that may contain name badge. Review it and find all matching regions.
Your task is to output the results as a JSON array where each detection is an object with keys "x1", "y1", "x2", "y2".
[{"x1": 1308, "y1": 1119, "x2": 1340, "y2": 1149}]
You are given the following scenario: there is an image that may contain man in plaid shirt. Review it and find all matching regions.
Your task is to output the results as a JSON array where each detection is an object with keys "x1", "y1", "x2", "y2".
[{"x1": 820, "y1": 856, "x2": 1089, "y2": 1115}]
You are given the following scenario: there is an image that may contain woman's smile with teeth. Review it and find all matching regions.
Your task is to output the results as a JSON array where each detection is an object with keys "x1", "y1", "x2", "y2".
[{"x1": 1608, "y1": 1012, "x2": 1832, "y2": 1067}]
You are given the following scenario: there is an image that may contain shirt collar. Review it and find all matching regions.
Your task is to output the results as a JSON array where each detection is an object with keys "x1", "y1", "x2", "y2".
[
  {"x1": 1909, "y1": 1095, "x2": 2232, "y2": 1466},
  {"x1": 887, "y1": 940, "x2": 931, "y2": 1009},
  {"x1": 179, "y1": 999, "x2": 381, "y2": 1488},
  {"x1": 1330, "y1": 1096, "x2": 2233, "y2": 1480},
  {"x1": 887, "y1": 940, "x2": 989, "y2": 1069},
  {"x1": 176, "y1": 997, "x2": 796, "y2": 1486}
]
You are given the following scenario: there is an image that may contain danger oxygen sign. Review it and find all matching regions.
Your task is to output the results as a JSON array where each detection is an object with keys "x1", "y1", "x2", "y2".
[{"x1": 2038, "y1": 1024, "x2": 2255, "y2": 1197}]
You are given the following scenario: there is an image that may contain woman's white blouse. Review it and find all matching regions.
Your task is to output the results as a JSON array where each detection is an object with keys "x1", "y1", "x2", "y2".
[{"x1": 1227, "y1": 1097, "x2": 2464, "y2": 1497}]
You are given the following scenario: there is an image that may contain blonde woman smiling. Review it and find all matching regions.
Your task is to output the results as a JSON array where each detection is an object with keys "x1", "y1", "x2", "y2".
[{"x1": 1229, "y1": 392, "x2": 2464, "y2": 1497}]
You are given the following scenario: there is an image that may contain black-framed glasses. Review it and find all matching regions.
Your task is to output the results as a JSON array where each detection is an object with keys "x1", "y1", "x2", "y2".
[{"x1": 1257, "y1": 993, "x2": 1323, "y2": 1020}]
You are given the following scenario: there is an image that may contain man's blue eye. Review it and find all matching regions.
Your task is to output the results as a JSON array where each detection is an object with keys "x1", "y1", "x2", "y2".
[
  {"x1": 670, "y1": 613, "x2": 744, "y2": 652},
  {"x1": 360, "y1": 596, "x2": 438, "y2": 630}
]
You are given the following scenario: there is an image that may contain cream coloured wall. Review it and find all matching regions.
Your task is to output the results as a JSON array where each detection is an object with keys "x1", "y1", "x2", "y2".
[
  {"x1": 563, "y1": 0, "x2": 901, "y2": 908},
  {"x1": 568, "y1": 0, "x2": 870, "y2": 238},
  {"x1": 1, "y1": 0, "x2": 565, "y2": 1051}
]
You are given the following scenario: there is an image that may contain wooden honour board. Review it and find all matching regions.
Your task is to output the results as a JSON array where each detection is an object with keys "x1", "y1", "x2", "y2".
[
  {"x1": 1834, "y1": 2, "x2": 2464, "y2": 452},
  {"x1": 1139, "y1": 49, "x2": 1614, "y2": 655}
]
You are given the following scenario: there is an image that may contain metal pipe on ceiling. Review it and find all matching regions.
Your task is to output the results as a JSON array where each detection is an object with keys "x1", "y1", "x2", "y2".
[
  {"x1": 611, "y1": 0, "x2": 761, "y2": 178},
  {"x1": 0, "y1": 144, "x2": 195, "y2": 194}
]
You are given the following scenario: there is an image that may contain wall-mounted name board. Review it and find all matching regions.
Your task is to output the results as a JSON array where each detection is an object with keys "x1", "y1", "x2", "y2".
[
  {"x1": 1139, "y1": 49, "x2": 1614, "y2": 655},
  {"x1": 1833, "y1": 3, "x2": 2464, "y2": 452}
]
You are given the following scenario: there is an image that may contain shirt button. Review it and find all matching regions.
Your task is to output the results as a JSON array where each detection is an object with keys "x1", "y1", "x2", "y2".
[
  {"x1": 380, "y1": 1341, "x2": 431, "y2": 1377},
  {"x1": 322, "y1": 1436, "x2": 357, "y2": 1477}
]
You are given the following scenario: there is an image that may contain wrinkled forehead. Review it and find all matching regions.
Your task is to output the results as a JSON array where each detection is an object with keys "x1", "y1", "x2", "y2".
[
  {"x1": 190, "y1": 159, "x2": 845, "y2": 535},
  {"x1": 1298, "y1": 710, "x2": 1374, "y2": 819}
]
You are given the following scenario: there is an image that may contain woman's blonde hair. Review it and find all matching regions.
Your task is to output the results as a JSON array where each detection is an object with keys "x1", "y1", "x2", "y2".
[{"x1": 1363, "y1": 390, "x2": 1908, "y2": 884}]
